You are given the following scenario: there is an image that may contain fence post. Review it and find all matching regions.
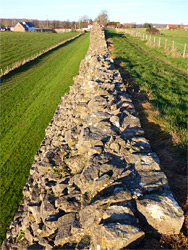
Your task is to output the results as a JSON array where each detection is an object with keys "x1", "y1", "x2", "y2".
[
  {"x1": 159, "y1": 38, "x2": 161, "y2": 47},
  {"x1": 165, "y1": 39, "x2": 167, "y2": 49},
  {"x1": 154, "y1": 37, "x2": 156, "y2": 44},
  {"x1": 183, "y1": 43, "x2": 187, "y2": 58},
  {"x1": 172, "y1": 41, "x2": 175, "y2": 50}
]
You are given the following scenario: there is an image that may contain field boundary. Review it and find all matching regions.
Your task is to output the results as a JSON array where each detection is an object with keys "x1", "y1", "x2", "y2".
[
  {"x1": 0, "y1": 32, "x2": 83, "y2": 78},
  {"x1": 116, "y1": 28, "x2": 188, "y2": 58},
  {"x1": 115, "y1": 30, "x2": 188, "y2": 76}
]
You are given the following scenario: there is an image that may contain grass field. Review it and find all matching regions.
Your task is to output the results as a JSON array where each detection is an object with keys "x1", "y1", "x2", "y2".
[
  {"x1": 0, "y1": 31, "x2": 79, "y2": 72},
  {"x1": 117, "y1": 29, "x2": 187, "y2": 73},
  {"x1": 121, "y1": 28, "x2": 188, "y2": 56},
  {"x1": 0, "y1": 32, "x2": 90, "y2": 243},
  {"x1": 107, "y1": 29, "x2": 187, "y2": 157}
]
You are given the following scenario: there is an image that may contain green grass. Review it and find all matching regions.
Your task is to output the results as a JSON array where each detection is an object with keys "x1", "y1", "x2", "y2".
[
  {"x1": 0, "y1": 31, "x2": 79, "y2": 71},
  {"x1": 0, "y1": 33, "x2": 90, "y2": 243},
  {"x1": 160, "y1": 29, "x2": 188, "y2": 37},
  {"x1": 122, "y1": 28, "x2": 188, "y2": 55},
  {"x1": 127, "y1": 28, "x2": 188, "y2": 38},
  {"x1": 117, "y1": 29, "x2": 187, "y2": 73},
  {"x1": 106, "y1": 29, "x2": 187, "y2": 155}
]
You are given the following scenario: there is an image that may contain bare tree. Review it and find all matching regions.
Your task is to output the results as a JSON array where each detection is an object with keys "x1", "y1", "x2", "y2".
[
  {"x1": 80, "y1": 15, "x2": 89, "y2": 23},
  {"x1": 95, "y1": 10, "x2": 109, "y2": 25}
]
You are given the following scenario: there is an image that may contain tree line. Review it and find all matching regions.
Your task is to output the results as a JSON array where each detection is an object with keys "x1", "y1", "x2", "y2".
[{"x1": 0, "y1": 18, "x2": 86, "y2": 29}]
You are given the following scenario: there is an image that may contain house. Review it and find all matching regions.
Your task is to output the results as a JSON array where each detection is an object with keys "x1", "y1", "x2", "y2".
[
  {"x1": 14, "y1": 22, "x2": 36, "y2": 32},
  {"x1": 82, "y1": 23, "x2": 93, "y2": 31},
  {"x1": 0, "y1": 25, "x2": 6, "y2": 31},
  {"x1": 10, "y1": 24, "x2": 16, "y2": 32},
  {"x1": 166, "y1": 24, "x2": 185, "y2": 30}
]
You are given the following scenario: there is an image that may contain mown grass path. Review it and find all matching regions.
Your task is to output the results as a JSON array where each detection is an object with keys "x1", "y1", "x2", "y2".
[
  {"x1": 106, "y1": 30, "x2": 187, "y2": 155},
  {"x1": 0, "y1": 33, "x2": 90, "y2": 241}
]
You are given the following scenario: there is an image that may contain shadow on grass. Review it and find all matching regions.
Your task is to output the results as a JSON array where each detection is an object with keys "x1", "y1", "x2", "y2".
[{"x1": 1, "y1": 34, "x2": 83, "y2": 84}]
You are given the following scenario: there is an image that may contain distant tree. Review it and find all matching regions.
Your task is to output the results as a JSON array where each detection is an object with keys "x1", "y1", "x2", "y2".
[
  {"x1": 32, "y1": 19, "x2": 39, "y2": 28},
  {"x1": 146, "y1": 27, "x2": 160, "y2": 35},
  {"x1": 130, "y1": 23, "x2": 136, "y2": 28},
  {"x1": 143, "y1": 23, "x2": 151, "y2": 28},
  {"x1": 80, "y1": 15, "x2": 90, "y2": 23},
  {"x1": 123, "y1": 23, "x2": 131, "y2": 28},
  {"x1": 95, "y1": 10, "x2": 109, "y2": 25}
]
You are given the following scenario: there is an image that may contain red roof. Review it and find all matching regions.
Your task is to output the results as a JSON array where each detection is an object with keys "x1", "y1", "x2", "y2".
[{"x1": 168, "y1": 24, "x2": 185, "y2": 28}]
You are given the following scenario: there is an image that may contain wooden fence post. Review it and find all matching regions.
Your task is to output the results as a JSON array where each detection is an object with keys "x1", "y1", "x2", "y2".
[
  {"x1": 159, "y1": 38, "x2": 161, "y2": 47},
  {"x1": 183, "y1": 43, "x2": 187, "y2": 58},
  {"x1": 172, "y1": 41, "x2": 175, "y2": 50},
  {"x1": 165, "y1": 39, "x2": 167, "y2": 50}
]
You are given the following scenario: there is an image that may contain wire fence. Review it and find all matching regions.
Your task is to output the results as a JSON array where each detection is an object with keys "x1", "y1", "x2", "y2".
[{"x1": 116, "y1": 28, "x2": 188, "y2": 58}]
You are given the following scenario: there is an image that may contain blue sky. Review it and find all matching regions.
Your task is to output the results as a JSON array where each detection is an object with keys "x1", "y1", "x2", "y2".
[{"x1": 0, "y1": 0, "x2": 187, "y2": 24}]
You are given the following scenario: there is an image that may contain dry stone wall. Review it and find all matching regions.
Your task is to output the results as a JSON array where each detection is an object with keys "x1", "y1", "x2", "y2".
[{"x1": 2, "y1": 23, "x2": 184, "y2": 250}]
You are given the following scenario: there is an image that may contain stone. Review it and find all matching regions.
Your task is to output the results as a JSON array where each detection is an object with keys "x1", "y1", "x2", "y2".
[
  {"x1": 28, "y1": 205, "x2": 41, "y2": 224},
  {"x1": 79, "y1": 203, "x2": 104, "y2": 230},
  {"x1": 76, "y1": 153, "x2": 126, "y2": 199},
  {"x1": 40, "y1": 196, "x2": 56, "y2": 222},
  {"x1": 65, "y1": 155, "x2": 86, "y2": 174},
  {"x1": 55, "y1": 194, "x2": 81, "y2": 212},
  {"x1": 88, "y1": 146, "x2": 103, "y2": 157},
  {"x1": 92, "y1": 223, "x2": 144, "y2": 250},
  {"x1": 125, "y1": 170, "x2": 169, "y2": 197},
  {"x1": 102, "y1": 203, "x2": 137, "y2": 224},
  {"x1": 136, "y1": 191, "x2": 184, "y2": 235},
  {"x1": 110, "y1": 115, "x2": 120, "y2": 128},
  {"x1": 24, "y1": 228, "x2": 34, "y2": 244},
  {"x1": 124, "y1": 153, "x2": 161, "y2": 171},
  {"x1": 54, "y1": 213, "x2": 79, "y2": 246}
]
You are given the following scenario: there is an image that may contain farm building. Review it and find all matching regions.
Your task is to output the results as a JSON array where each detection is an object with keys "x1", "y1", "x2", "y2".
[
  {"x1": 0, "y1": 25, "x2": 6, "y2": 31},
  {"x1": 10, "y1": 24, "x2": 16, "y2": 32},
  {"x1": 166, "y1": 24, "x2": 185, "y2": 30},
  {"x1": 14, "y1": 22, "x2": 36, "y2": 32},
  {"x1": 81, "y1": 23, "x2": 93, "y2": 31}
]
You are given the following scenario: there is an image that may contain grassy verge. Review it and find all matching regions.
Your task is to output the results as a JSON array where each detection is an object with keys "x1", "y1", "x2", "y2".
[
  {"x1": 0, "y1": 33, "x2": 90, "y2": 243},
  {"x1": 116, "y1": 30, "x2": 187, "y2": 73},
  {"x1": 0, "y1": 31, "x2": 79, "y2": 71},
  {"x1": 106, "y1": 29, "x2": 188, "y2": 249},
  {"x1": 124, "y1": 28, "x2": 188, "y2": 55},
  {"x1": 107, "y1": 29, "x2": 187, "y2": 150}
]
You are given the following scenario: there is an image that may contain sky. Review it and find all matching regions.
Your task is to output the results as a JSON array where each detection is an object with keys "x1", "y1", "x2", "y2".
[{"x1": 0, "y1": 0, "x2": 188, "y2": 24}]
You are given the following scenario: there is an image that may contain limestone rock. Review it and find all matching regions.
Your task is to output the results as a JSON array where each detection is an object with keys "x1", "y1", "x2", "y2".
[
  {"x1": 54, "y1": 213, "x2": 80, "y2": 246},
  {"x1": 92, "y1": 223, "x2": 144, "y2": 250},
  {"x1": 102, "y1": 203, "x2": 137, "y2": 224},
  {"x1": 76, "y1": 153, "x2": 126, "y2": 199},
  {"x1": 136, "y1": 191, "x2": 184, "y2": 235}
]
